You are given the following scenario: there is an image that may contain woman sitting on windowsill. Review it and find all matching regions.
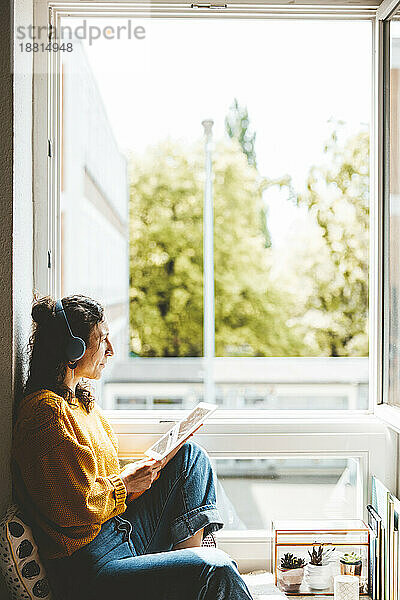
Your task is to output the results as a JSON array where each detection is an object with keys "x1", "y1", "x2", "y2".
[{"x1": 11, "y1": 294, "x2": 253, "y2": 600}]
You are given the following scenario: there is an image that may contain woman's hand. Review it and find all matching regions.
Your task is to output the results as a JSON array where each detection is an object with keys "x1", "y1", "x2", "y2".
[{"x1": 120, "y1": 457, "x2": 163, "y2": 496}]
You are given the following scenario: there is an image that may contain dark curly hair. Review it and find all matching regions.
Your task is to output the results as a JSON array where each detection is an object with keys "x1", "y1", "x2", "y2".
[{"x1": 21, "y1": 293, "x2": 105, "y2": 414}]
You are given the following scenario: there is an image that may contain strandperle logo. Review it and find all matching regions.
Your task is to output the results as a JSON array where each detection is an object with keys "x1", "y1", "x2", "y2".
[{"x1": 16, "y1": 20, "x2": 146, "y2": 46}]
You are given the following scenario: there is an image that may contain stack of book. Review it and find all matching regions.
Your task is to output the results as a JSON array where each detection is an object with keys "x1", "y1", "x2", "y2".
[{"x1": 369, "y1": 476, "x2": 400, "y2": 600}]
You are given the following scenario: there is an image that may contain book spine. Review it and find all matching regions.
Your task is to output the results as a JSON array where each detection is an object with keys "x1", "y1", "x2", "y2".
[
  {"x1": 377, "y1": 523, "x2": 382, "y2": 600},
  {"x1": 368, "y1": 527, "x2": 376, "y2": 600},
  {"x1": 381, "y1": 525, "x2": 386, "y2": 600},
  {"x1": 390, "y1": 498, "x2": 395, "y2": 600},
  {"x1": 393, "y1": 530, "x2": 398, "y2": 600},
  {"x1": 398, "y1": 528, "x2": 400, "y2": 600}
]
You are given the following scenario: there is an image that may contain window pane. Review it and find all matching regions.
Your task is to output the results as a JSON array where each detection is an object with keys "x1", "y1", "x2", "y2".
[
  {"x1": 211, "y1": 22, "x2": 370, "y2": 361},
  {"x1": 103, "y1": 357, "x2": 367, "y2": 410},
  {"x1": 386, "y1": 15, "x2": 400, "y2": 406},
  {"x1": 60, "y1": 17, "x2": 370, "y2": 409},
  {"x1": 213, "y1": 457, "x2": 360, "y2": 531}
]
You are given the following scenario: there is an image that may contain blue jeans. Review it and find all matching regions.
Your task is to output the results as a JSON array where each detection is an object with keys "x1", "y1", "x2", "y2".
[{"x1": 43, "y1": 441, "x2": 254, "y2": 600}]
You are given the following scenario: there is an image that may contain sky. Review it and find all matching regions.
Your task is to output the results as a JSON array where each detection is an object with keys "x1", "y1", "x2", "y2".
[{"x1": 71, "y1": 17, "x2": 372, "y2": 245}]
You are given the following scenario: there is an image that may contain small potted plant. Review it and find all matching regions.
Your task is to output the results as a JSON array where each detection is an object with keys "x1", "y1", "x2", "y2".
[
  {"x1": 277, "y1": 552, "x2": 306, "y2": 592},
  {"x1": 340, "y1": 552, "x2": 362, "y2": 577},
  {"x1": 304, "y1": 545, "x2": 336, "y2": 590}
]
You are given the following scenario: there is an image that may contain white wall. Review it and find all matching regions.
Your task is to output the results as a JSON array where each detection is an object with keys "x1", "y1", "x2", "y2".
[
  {"x1": 62, "y1": 40, "x2": 129, "y2": 223},
  {"x1": 0, "y1": 1, "x2": 34, "y2": 596},
  {"x1": 0, "y1": 0, "x2": 14, "y2": 529}
]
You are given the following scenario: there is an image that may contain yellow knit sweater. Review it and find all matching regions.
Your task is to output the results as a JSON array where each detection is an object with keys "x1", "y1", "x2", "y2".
[{"x1": 11, "y1": 389, "x2": 130, "y2": 560}]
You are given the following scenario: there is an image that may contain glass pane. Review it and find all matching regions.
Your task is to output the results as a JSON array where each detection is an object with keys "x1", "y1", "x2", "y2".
[
  {"x1": 387, "y1": 15, "x2": 400, "y2": 406},
  {"x1": 215, "y1": 383, "x2": 367, "y2": 410},
  {"x1": 213, "y1": 22, "x2": 370, "y2": 362},
  {"x1": 59, "y1": 17, "x2": 370, "y2": 409},
  {"x1": 212, "y1": 457, "x2": 360, "y2": 531},
  {"x1": 104, "y1": 357, "x2": 367, "y2": 409}
]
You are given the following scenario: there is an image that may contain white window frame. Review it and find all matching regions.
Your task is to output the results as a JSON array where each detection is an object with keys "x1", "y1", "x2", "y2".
[
  {"x1": 34, "y1": 1, "x2": 380, "y2": 416},
  {"x1": 32, "y1": 0, "x2": 398, "y2": 567},
  {"x1": 374, "y1": 0, "x2": 400, "y2": 431}
]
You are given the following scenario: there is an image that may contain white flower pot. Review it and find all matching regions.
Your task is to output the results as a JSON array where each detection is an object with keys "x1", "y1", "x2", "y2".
[
  {"x1": 277, "y1": 566, "x2": 305, "y2": 592},
  {"x1": 304, "y1": 563, "x2": 332, "y2": 590}
]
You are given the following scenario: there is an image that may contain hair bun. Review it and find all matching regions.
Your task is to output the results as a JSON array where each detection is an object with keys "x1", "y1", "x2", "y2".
[{"x1": 31, "y1": 296, "x2": 55, "y2": 325}]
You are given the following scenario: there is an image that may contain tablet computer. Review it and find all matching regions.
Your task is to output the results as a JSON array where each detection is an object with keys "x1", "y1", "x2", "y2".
[{"x1": 144, "y1": 402, "x2": 217, "y2": 460}]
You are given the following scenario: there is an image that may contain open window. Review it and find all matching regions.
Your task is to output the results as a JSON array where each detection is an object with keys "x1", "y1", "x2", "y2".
[{"x1": 32, "y1": 0, "x2": 395, "y2": 569}]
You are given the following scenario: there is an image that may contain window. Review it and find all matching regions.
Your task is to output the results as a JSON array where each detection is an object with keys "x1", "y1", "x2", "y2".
[
  {"x1": 214, "y1": 457, "x2": 361, "y2": 529},
  {"x1": 32, "y1": 1, "x2": 394, "y2": 569},
  {"x1": 53, "y1": 14, "x2": 371, "y2": 413},
  {"x1": 384, "y1": 5, "x2": 400, "y2": 408}
]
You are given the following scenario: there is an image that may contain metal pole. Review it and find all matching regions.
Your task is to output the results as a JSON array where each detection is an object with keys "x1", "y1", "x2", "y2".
[{"x1": 202, "y1": 119, "x2": 215, "y2": 403}]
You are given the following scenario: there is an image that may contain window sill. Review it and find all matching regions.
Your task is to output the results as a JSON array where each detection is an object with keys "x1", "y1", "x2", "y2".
[{"x1": 107, "y1": 411, "x2": 382, "y2": 435}]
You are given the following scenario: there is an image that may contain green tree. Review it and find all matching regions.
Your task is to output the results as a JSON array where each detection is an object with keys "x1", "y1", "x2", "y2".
[
  {"x1": 213, "y1": 139, "x2": 302, "y2": 356},
  {"x1": 225, "y1": 98, "x2": 257, "y2": 169},
  {"x1": 129, "y1": 138, "x2": 305, "y2": 357},
  {"x1": 225, "y1": 98, "x2": 271, "y2": 248},
  {"x1": 129, "y1": 140, "x2": 204, "y2": 357},
  {"x1": 292, "y1": 128, "x2": 369, "y2": 356}
]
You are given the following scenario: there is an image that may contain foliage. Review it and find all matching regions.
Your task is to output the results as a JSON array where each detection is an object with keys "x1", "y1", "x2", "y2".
[
  {"x1": 225, "y1": 97, "x2": 257, "y2": 168},
  {"x1": 128, "y1": 138, "x2": 305, "y2": 357},
  {"x1": 340, "y1": 552, "x2": 362, "y2": 564},
  {"x1": 128, "y1": 121, "x2": 369, "y2": 359},
  {"x1": 225, "y1": 98, "x2": 271, "y2": 249},
  {"x1": 280, "y1": 553, "x2": 306, "y2": 570},
  {"x1": 283, "y1": 128, "x2": 369, "y2": 356},
  {"x1": 308, "y1": 545, "x2": 336, "y2": 566},
  {"x1": 128, "y1": 140, "x2": 203, "y2": 357}
]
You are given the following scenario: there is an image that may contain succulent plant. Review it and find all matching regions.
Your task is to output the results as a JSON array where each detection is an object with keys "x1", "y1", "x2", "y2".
[
  {"x1": 280, "y1": 552, "x2": 306, "y2": 570},
  {"x1": 308, "y1": 545, "x2": 336, "y2": 566},
  {"x1": 340, "y1": 552, "x2": 362, "y2": 564}
]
